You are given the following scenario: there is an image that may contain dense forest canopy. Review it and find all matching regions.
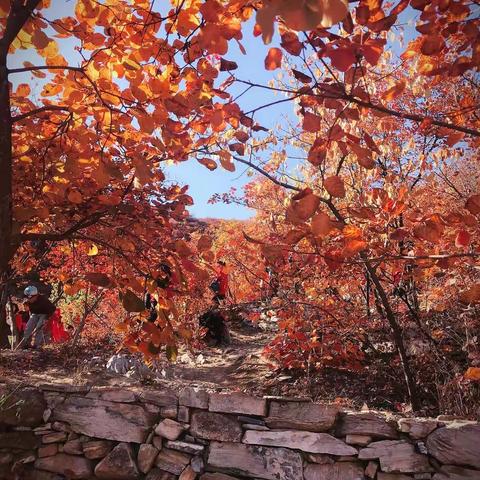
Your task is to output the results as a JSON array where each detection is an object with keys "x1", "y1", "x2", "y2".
[{"x1": 0, "y1": 0, "x2": 479, "y2": 412}]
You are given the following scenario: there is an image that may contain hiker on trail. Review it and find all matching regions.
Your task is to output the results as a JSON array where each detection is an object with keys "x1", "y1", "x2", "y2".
[
  {"x1": 145, "y1": 263, "x2": 175, "y2": 322},
  {"x1": 22, "y1": 285, "x2": 56, "y2": 348},
  {"x1": 199, "y1": 308, "x2": 231, "y2": 346},
  {"x1": 14, "y1": 304, "x2": 29, "y2": 343},
  {"x1": 210, "y1": 260, "x2": 229, "y2": 304}
]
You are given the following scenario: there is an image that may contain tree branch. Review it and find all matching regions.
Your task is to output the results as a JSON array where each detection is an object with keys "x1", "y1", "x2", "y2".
[
  {"x1": 12, "y1": 105, "x2": 70, "y2": 122},
  {"x1": 231, "y1": 155, "x2": 302, "y2": 192},
  {"x1": 16, "y1": 212, "x2": 105, "y2": 243},
  {"x1": 7, "y1": 65, "x2": 83, "y2": 75}
]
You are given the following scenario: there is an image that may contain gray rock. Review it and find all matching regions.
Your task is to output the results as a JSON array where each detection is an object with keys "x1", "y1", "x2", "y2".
[
  {"x1": 433, "y1": 465, "x2": 480, "y2": 480},
  {"x1": 398, "y1": 419, "x2": 438, "y2": 439},
  {"x1": 155, "y1": 419, "x2": 186, "y2": 440},
  {"x1": 305, "y1": 453, "x2": 335, "y2": 464},
  {"x1": 146, "y1": 467, "x2": 177, "y2": 479},
  {"x1": 365, "y1": 461, "x2": 378, "y2": 478},
  {"x1": 178, "y1": 406, "x2": 190, "y2": 423},
  {"x1": 209, "y1": 392, "x2": 267, "y2": 416},
  {"x1": 94, "y1": 442, "x2": 140, "y2": 479},
  {"x1": 242, "y1": 423, "x2": 270, "y2": 431},
  {"x1": 191, "y1": 455, "x2": 205, "y2": 473},
  {"x1": 266, "y1": 401, "x2": 339, "y2": 432},
  {"x1": 53, "y1": 396, "x2": 156, "y2": 443},
  {"x1": 155, "y1": 448, "x2": 191, "y2": 475},
  {"x1": 139, "y1": 389, "x2": 178, "y2": 407},
  {"x1": 359, "y1": 440, "x2": 410, "y2": 460},
  {"x1": 153, "y1": 436, "x2": 163, "y2": 450},
  {"x1": 208, "y1": 441, "x2": 303, "y2": 480},
  {"x1": 160, "y1": 405, "x2": 178, "y2": 419},
  {"x1": 304, "y1": 462, "x2": 365, "y2": 480},
  {"x1": 359, "y1": 440, "x2": 432, "y2": 473},
  {"x1": 34, "y1": 454, "x2": 93, "y2": 479},
  {"x1": 179, "y1": 387, "x2": 209, "y2": 409},
  {"x1": 190, "y1": 411, "x2": 242, "y2": 442},
  {"x1": 42, "y1": 432, "x2": 67, "y2": 443},
  {"x1": 138, "y1": 444, "x2": 159, "y2": 474},
  {"x1": 86, "y1": 387, "x2": 136, "y2": 403},
  {"x1": 38, "y1": 444, "x2": 58, "y2": 458},
  {"x1": 426, "y1": 423, "x2": 480, "y2": 469},
  {"x1": 164, "y1": 440, "x2": 204, "y2": 455},
  {"x1": 337, "y1": 412, "x2": 399, "y2": 439},
  {"x1": 82, "y1": 440, "x2": 113, "y2": 459},
  {"x1": 179, "y1": 466, "x2": 197, "y2": 480},
  {"x1": 243, "y1": 429, "x2": 357, "y2": 455},
  {"x1": 63, "y1": 439, "x2": 83, "y2": 455},
  {"x1": 346, "y1": 434, "x2": 372, "y2": 446}
]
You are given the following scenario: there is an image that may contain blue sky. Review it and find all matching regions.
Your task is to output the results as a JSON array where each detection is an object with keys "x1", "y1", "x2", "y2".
[
  {"x1": 10, "y1": 2, "x2": 418, "y2": 220},
  {"x1": 166, "y1": 17, "x2": 293, "y2": 220},
  {"x1": 10, "y1": 3, "x2": 292, "y2": 220}
]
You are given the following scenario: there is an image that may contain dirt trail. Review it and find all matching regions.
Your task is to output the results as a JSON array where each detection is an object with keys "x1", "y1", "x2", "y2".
[{"x1": 0, "y1": 320, "x2": 284, "y2": 396}]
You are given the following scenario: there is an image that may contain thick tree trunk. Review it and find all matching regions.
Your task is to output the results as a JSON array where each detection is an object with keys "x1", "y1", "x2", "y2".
[
  {"x1": 0, "y1": 0, "x2": 42, "y2": 348},
  {"x1": 0, "y1": 33, "x2": 14, "y2": 349}
]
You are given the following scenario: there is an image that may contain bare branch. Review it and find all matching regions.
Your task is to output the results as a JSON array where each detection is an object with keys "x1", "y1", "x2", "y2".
[{"x1": 12, "y1": 105, "x2": 70, "y2": 122}]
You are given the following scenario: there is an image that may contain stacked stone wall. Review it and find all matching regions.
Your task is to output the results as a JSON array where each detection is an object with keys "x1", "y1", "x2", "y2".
[{"x1": 0, "y1": 383, "x2": 479, "y2": 480}]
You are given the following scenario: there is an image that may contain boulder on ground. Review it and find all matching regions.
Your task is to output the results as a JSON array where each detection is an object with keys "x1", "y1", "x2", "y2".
[{"x1": 0, "y1": 386, "x2": 46, "y2": 427}]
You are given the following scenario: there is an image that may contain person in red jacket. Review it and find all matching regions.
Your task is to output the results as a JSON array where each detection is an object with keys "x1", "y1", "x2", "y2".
[
  {"x1": 210, "y1": 260, "x2": 229, "y2": 304},
  {"x1": 23, "y1": 286, "x2": 56, "y2": 348}
]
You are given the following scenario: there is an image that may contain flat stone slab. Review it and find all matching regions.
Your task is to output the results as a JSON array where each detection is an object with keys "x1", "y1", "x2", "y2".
[
  {"x1": 164, "y1": 440, "x2": 204, "y2": 455},
  {"x1": 426, "y1": 422, "x2": 480, "y2": 469},
  {"x1": 179, "y1": 387, "x2": 209, "y2": 409},
  {"x1": 398, "y1": 418, "x2": 438, "y2": 439},
  {"x1": 336, "y1": 412, "x2": 398, "y2": 439},
  {"x1": 266, "y1": 401, "x2": 339, "y2": 432},
  {"x1": 155, "y1": 448, "x2": 191, "y2": 475},
  {"x1": 191, "y1": 411, "x2": 242, "y2": 442},
  {"x1": 304, "y1": 462, "x2": 365, "y2": 480},
  {"x1": 87, "y1": 387, "x2": 136, "y2": 403},
  {"x1": 359, "y1": 440, "x2": 433, "y2": 473},
  {"x1": 243, "y1": 430, "x2": 357, "y2": 455},
  {"x1": 359, "y1": 440, "x2": 410, "y2": 460},
  {"x1": 208, "y1": 441, "x2": 303, "y2": 480},
  {"x1": 138, "y1": 389, "x2": 178, "y2": 407},
  {"x1": 53, "y1": 396, "x2": 156, "y2": 443},
  {"x1": 209, "y1": 392, "x2": 267, "y2": 416}
]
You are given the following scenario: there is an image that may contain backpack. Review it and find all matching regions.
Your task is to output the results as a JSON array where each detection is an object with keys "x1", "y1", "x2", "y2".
[{"x1": 209, "y1": 279, "x2": 220, "y2": 293}]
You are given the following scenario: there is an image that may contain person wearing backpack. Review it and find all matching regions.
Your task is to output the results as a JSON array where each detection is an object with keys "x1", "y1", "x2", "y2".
[
  {"x1": 210, "y1": 260, "x2": 229, "y2": 304},
  {"x1": 22, "y1": 286, "x2": 56, "y2": 348}
]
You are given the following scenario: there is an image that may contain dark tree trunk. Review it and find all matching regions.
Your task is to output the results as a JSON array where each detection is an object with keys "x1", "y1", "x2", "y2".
[
  {"x1": 0, "y1": 0, "x2": 42, "y2": 347},
  {"x1": 0, "y1": 29, "x2": 14, "y2": 349}
]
